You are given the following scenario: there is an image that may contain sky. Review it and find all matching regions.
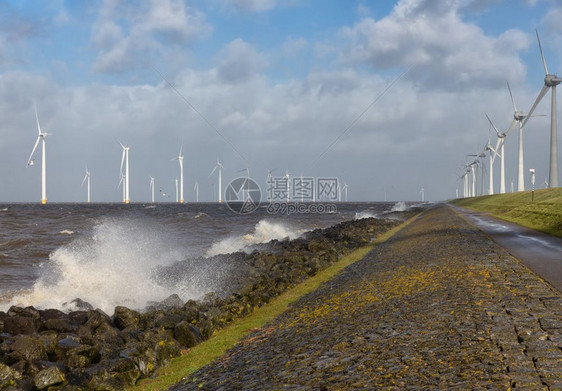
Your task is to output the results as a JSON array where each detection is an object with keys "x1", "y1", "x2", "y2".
[{"x1": 0, "y1": 0, "x2": 561, "y2": 203}]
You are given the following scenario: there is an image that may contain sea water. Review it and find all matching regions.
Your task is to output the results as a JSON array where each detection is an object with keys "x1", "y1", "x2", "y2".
[{"x1": 0, "y1": 202, "x2": 414, "y2": 313}]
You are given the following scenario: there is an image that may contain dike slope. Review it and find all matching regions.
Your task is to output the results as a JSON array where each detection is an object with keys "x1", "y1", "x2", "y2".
[{"x1": 170, "y1": 204, "x2": 562, "y2": 390}]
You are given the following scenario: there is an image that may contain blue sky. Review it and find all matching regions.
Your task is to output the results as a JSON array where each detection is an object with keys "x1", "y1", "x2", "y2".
[{"x1": 1, "y1": 0, "x2": 561, "y2": 202}]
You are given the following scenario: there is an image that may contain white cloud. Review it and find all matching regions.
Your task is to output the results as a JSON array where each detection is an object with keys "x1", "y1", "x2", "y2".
[
  {"x1": 217, "y1": 38, "x2": 268, "y2": 83},
  {"x1": 338, "y1": 0, "x2": 530, "y2": 89},
  {"x1": 91, "y1": 0, "x2": 212, "y2": 73}
]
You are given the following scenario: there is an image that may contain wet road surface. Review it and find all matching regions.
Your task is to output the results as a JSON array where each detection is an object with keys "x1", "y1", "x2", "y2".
[{"x1": 452, "y1": 204, "x2": 562, "y2": 292}]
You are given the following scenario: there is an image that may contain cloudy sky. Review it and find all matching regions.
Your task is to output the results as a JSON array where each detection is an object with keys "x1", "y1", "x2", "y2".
[{"x1": 0, "y1": 0, "x2": 560, "y2": 203}]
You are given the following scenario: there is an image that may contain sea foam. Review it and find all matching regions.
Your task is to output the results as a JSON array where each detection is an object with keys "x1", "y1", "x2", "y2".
[
  {"x1": 4, "y1": 218, "x2": 203, "y2": 313},
  {"x1": 205, "y1": 219, "x2": 301, "y2": 257}
]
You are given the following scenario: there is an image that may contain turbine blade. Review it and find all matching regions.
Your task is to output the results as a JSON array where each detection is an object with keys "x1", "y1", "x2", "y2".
[
  {"x1": 82, "y1": 173, "x2": 88, "y2": 186},
  {"x1": 485, "y1": 113, "x2": 501, "y2": 135},
  {"x1": 506, "y1": 80, "x2": 517, "y2": 112},
  {"x1": 120, "y1": 149, "x2": 125, "y2": 175},
  {"x1": 209, "y1": 165, "x2": 217, "y2": 178},
  {"x1": 522, "y1": 85, "x2": 550, "y2": 128},
  {"x1": 505, "y1": 119, "x2": 518, "y2": 136},
  {"x1": 35, "y1": 106, "x2": 42, "y2": 135},
  {"x1": 536, "y1": 29, "x2": 549, "y2": 75},
  {"x1": 26, "y1": 136, "x2": 41, "y2": 166}
]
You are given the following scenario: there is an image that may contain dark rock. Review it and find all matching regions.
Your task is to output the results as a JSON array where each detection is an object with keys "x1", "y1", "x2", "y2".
[
  {"x1": 8, "y1": 335, "x2": 47, "y2": 362},
  {"x1": 174, "y1": 322, "x2": 203, "y2": 348},
  {"x1": 3, "y1": 315, "x2": 39, "y2": 335},
  {"x1": 54, "y1": 336, "x2": 81, "y2": 360},
  {"x1": 34, "y1": 366, "x2": 66, "y2": 390},
  {"x1": 44, "y1": 318, "x2": 73, "y2": 333},
  {"x1": 113, "y1": 306, "x2": 140, "y2": 330},
  {"x1": 84, "y1": 309, "x2": 112, "y2": 330},
  {"x1": 86, "y1": 358, "x2": 140, "y2": 390},
  {"x1": 93, "y1": 322, "x2": 122, "y2": 345},
  {"x1": 67, "y1": 311, "x2": 88, "y2": 328}
]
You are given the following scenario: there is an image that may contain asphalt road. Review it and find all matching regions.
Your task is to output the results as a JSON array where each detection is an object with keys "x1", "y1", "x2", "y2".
[{"x1": 452, "y1": 204, "x2": 562, "y2": 292}]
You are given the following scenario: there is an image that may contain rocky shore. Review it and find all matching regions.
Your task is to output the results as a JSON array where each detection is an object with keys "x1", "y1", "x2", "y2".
[
  {"x1": 0, "y1": 212, "x2": 409, "y2": 390},
  {"x1": 170, "y1": 204, "x2": 562, "y2": 390}
]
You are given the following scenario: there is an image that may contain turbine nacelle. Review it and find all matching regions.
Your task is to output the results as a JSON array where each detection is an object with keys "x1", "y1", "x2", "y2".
[
  {"x1": 544, "y1": 74, "x2": 562, "y2": 87},
  {"x1": 513, "y1": 111, "x2": 526, "y2": 122}
]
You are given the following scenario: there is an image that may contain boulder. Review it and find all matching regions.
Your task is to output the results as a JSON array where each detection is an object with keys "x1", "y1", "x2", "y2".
[
  {"x1": 113, "y1": 306, "x2": 140, "y2": 330},
  {"x1": 33, "y1": 366, "x2": 66, "y2": 390},
  {"x1": 2, "y1": 315, "x2": 39, "y2": 335},
  {"x1": 8, "y1": 335, "x2": 47, "y2": 362},
  {"x1": 174, "y1": 322, "x2": 202, "y2": 348}
]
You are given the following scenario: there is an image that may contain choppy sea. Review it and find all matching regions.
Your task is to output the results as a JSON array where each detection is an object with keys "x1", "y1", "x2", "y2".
[{"x1": 0, "y1": 201, "x2": 416, "y2": 313}]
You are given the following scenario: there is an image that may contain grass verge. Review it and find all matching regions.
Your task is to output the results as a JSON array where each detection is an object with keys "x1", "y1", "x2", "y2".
[
  {"x1": 450, "y1": 188, "x2": 562, "y2": 237},
  {"x1": 132, "y1": 216, "x2": 416, "y2": 391}
]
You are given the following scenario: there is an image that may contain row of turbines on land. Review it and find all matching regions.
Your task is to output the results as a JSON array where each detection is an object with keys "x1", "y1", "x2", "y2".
[
  {"x1": 459, "y1": 30, "x2": 561, "y2": 198},
  {"x1": 26, "y1": 122, "x2": 351, "y2": 204}
]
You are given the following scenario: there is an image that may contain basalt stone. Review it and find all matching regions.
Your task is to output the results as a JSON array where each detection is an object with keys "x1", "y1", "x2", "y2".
[
  {"x1": 7, "y1": 306, "x2": 40, "y2": 321},
  {"x1": 174, "y1": 322, "x2": 203, "y2": 348},
  {"x1": 66, "y1": 311, "x2": 88, "y2": 328},
  {"x1": 37, "y1": 331, "x2": 58, "y2": 358},
  {"x1": 3, "y1": 315, "x2": 39, "y2": 335},
  {"x1": 86, "y1": 358, "x2": 140, "y2": 390},
  {"x1": 43, "y1": 318, "x2": 73, "y2": 333},
  {"x1": 182, "y1": 300, "x2": 201, "y2": 323},
  {"x1": 84, "y1": 309, "x2": 112, "y2": 330},
  {"x1": 8, "y1": 335, "x2": 47, "y2": 362},
  {"x1": 152, "y1": 312, "x2": 186, "y2": 330},
  {"x1": 113, "y1": 306, "x2": 140, "y2": 330},
  {"x1": 54, "y1": 336, "x2": 81, "y2": 360},
  {"x1": 33, "y1": 366, "x2": 66, "y2": 390},
  {"x1": 93, "y1": 322, "x2": 122, "y2": 346}
]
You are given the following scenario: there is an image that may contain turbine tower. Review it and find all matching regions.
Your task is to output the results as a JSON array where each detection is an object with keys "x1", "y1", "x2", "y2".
[
  {"x1": 82, "y1": 167, "x2": 91, "y2": 203},
  {"x1": 194, "y1": 181, "x2": 199, "y2": 202},
  {"x1": 119, "y1": 143, "x2": 130, "y2": 203},
  {"x1": 209, "y1": 158, "x2": 223, "y2": 203},
  {"x1": 26, "y1": 107, "x2": 51, "y2": 204},
  {"x1": 506, "y1": 81, "x2": 529, "y2": 191},
  {"x1": 174, "y1": 146, "x2": 184, "y2": 203},
  {"x1": 149, "y1": 176, "x2": 155, "y2": 203},
  {"x1": 522, "y1": 30, "x2": 561, "y2": 188},
  {"x1": 486, "y1": 114, "x2": 511, "y2": 194}
]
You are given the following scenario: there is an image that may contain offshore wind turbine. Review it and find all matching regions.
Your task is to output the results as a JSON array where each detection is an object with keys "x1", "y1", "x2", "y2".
[
  {"x1": 342, "y1": 183, "x2": 349, "y2": 202},
  {"x1": 26, "y1": 107, "x2": 52, "y2": 204},
  {"x1": 522, "y1": 30, "x2": 561, "y2": 188},
  {"x1": 119, "y1": 143, "x2": 130, "y2": 203},
  {"x1": 209, "y1": 158, "x2": 223, "y2": 203},
  {"x1": 82, "y1": 167, "x2": 91, "y2": 203},
  {"x1": 149, "y1": 176, "x2": 155, "y2": 203},
  {"x1": 285, "y1": 169, "x2": 291, "y2": 202},
  {"x1": 173, "y1": 146, "x2": 184, "y2": 203},
  {"x1": 194, "y1": 181, "x2": 199, "y2": 202}
]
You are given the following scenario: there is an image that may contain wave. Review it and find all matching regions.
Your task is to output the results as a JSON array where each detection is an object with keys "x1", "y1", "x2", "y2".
[
  {"x1": 390, "y1": 201, "x2": 408, "y2": 212},
  {"x1": 205, "y1": 219, "x2": 302, "y2": 257},
  {"x1": 354, "y1": 211, "x2": 378, "y2": 220},
  {"x1": 59, "y1": 230, "x2": 75, "y2": 235},
  {"x1": 3, "y1": 218, "x2": 199, "y2": 313}
]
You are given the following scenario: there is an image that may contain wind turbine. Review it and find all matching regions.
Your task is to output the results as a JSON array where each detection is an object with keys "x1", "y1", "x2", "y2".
[
  {"x1": 26, "y1": 107, "x2": 52, "y2": 204},
  {"x1": 119, "y1": 143, "x2": 130, "y2": 203},
  {"x1": 506, "y1": 81, "x2": 529, "y2": 191},
  {"x1": 209, "y1": 158, "x2": 223, "y2": 203},
  {"x1": 522, "y1": 30, "x2": 561, "y2": 188},
  {"x1": 342, "y1": 183, "x2": 349, "y2": 202},
  {"x1": 149, "y1": 176, "x2": 155, "y2": 203},
  {"x1": 82, "y1": 167, "x2": 91, "y2": 203},
  {"x1": 194, "y1": 181, "x2": 199, "y2": 202},
  {"x1": 174, "y1": 178, "x2": 179, "y2": 203},
  {"x1": 173, "y1": 146, "x2": 184, "y2": 203},
  {"x1": 485, "y1": 114, "x2": 511, "y2": 194},
  {"x1": 420, "y1": 186, "x2": 425, "y2": 202}
]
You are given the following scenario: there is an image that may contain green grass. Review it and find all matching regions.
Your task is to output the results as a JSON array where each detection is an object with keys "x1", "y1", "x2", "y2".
[
  {"x1": 451, "y1": 188, "x2": 562, "y2": 237},
  {"x1": 131, "y1": 218, "x2": 415, "y2": 391}
]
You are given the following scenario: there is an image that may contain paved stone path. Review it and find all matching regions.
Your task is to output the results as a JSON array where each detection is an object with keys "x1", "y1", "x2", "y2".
[{"x1": 170, "y1": 205, "x2": 562, "y2": 390}]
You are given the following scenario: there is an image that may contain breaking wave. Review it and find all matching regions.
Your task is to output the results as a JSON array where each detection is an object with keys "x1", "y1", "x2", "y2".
[
  {"x1": 3, "y1": 218, "x2": 210, "y2": 313},
  {"x1": 205, "y1": 219, "x2": 302, "y2": 257}
]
